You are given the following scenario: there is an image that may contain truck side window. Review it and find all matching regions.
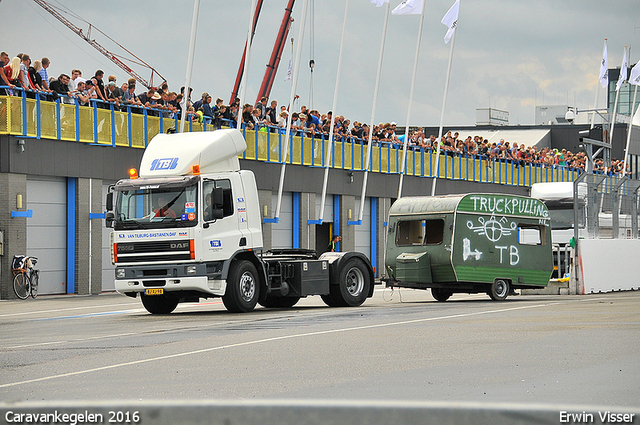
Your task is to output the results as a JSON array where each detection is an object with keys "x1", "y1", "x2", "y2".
[
  {"x1": 203, "y1": 179, "x2": 234, "y2": 220},
  {"x1": 518, "y1": 224, "x2": 544, "y2": 245}
]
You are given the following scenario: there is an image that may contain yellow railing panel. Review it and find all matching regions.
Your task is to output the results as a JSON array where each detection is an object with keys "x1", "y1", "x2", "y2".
[
  {"x1": 10, "y1": 98, "x2": 19, "y2": 134},
  {"x1": 77, "y1": 106, "x2": 94, "y2": 143},
  {"x1": 146, "y1": 116, "x2": 160, "y2": 144},
  {"x1": 0, "y1": 97, "x2": 7, "y2": 133},
  {"x1": 59, "y1": 103, "x2": 76, "y2": 141},
  {"x1": 114, "y1": 111, "x2": 129, "y2": 147},
  {"x1": 39, "y1": 101, "x2": 57, "y2": 139},
  {"x1": 291, "y1": 134, "x2": 302, "y2": 165},
  {"x1": 95, "y1": 108, "x2": 112, "y2": 145}
]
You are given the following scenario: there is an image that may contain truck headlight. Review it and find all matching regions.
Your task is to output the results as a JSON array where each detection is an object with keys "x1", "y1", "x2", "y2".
[
  {"x1": 115, "y1": 268, "x2": 126, "y2": 279},
  {"x1": 185, "y1": 265, "x2": 197, "y2": 275}
]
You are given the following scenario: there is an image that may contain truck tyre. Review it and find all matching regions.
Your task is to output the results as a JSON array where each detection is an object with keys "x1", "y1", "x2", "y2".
[
  {"x1": 321, "y1": 294, "x2": 340, "y2": 307},
  {"x1": 141, "y1": 293, "x2": 179, "y2": 314},
  {"x1": 259, "y1": 296, "x2": 301, "y2": 308},
  {"x1": 330, "y1": 258, "x2": 371, "y2": 307},
  {"x1": 431, "y1": 288, "x2": 452, "y2": 302},
  {"x1": 489, "y1": 279, "x2": 510, "y2": 301},
  {"x1": 223, "y1": 260, "x2": 260, "y2": 313}
]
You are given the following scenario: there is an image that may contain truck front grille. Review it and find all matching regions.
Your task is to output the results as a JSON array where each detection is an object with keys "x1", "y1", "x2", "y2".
[{"x1": 115, "y1": 240, "x2": 192, "y2": 264}]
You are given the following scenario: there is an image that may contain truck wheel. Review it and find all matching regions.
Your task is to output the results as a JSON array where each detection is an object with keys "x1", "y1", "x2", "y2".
[
  {"x1": 141, "y1": 294, "x2": 179, "y2": 314},
  {"x1": 223, "y1": 260, "x2": 260, "y2": 313},
  {"x1": 259, "y1": 296, "x2": 301, "y2": 308},
  {"x1": 489, "y1": 279, "x2": 510, "y2": 301},
  {"x1": 431, "y1": 288, "x2": 452, "y2": 302},
  {"x1": 321, "y1": 294, "x2": 340, "y2": 307},
  {"x1": 330, "y1": 258, "x2": 371, "y2": 307}
]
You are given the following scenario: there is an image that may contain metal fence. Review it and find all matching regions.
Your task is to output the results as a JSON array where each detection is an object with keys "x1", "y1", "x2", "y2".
[{"x1": 574, "y1": 173, "x2": 640, "y2": 241}]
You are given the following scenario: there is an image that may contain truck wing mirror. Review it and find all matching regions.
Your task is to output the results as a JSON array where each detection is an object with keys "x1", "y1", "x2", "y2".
[
  {"x1": 211, "y1": 208, "x2": 224, "y2": 220},
  {"x1": 105, "y1": 211, "x2": 115, "y2": 228},
  {"x1": 106, "y1": 192, "x2": 113, "y2": 211},
  {"x1": 212, "y1": 187, "x2": 224, "y2": 207}
]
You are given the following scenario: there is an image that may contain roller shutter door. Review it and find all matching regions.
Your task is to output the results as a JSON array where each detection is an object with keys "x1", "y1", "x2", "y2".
[
  {"x1": 354, "y1": 197, "x2": 371, "y2": 260},
  {"x1": 315, "y1": 195, "x2": 334, "y2": 223},
  {"x1": 272, "y1": 192, "x2": 293, "y2": 249},
  {"x1": 26, "y1": 177, "x2": 67, "y2": 295}
]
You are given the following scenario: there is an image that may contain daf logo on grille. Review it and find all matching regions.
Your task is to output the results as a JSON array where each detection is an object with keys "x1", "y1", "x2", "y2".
[
  {"x1": 171, "y1": 242, "x2": 189, "y2": 250},
  {"x1": 118, "y1": 245, "x2": 134, "y2": 252}
]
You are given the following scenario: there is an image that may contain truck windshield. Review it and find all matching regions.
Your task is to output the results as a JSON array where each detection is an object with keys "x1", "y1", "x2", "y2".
[
  {"x1": 114, "y1": 184, "x2": 198, "y2": 230},
  {"x1": 547, "y1": 204, "x2": 584, "y2": 230}
]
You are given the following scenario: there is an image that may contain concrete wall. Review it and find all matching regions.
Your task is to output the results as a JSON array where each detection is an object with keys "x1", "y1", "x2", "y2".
[{"x1": 0, "y1": 172, "x2": 28, "y2": 299}]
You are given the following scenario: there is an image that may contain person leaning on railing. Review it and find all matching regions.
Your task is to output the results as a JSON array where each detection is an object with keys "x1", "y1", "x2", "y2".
[
  {"x1": 2, "y1": 52, "x2": 22, "y2": 95},
  {"x1": 49, "y1": 73, "x2": 71, "y2": 102}
]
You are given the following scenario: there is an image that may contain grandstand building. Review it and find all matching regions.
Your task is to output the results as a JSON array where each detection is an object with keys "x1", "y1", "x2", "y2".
[{"x1": 0, "y1": 90, "x2": 627, "y2": 299}]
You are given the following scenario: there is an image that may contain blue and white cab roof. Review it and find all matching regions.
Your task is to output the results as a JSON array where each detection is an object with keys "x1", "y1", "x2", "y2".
[{"x1": 139, "y1": 129, "x2": 247, "y2": 178}]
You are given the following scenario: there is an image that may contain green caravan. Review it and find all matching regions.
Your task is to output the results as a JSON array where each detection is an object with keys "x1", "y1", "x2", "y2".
[{"x1": 383, "y1": 194, "x2": 553, "y2": 301}]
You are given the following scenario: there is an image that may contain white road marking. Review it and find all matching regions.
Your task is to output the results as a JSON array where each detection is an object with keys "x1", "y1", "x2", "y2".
[{"x1": 0, "y1": 302, "x2": 141, "y2": 318}]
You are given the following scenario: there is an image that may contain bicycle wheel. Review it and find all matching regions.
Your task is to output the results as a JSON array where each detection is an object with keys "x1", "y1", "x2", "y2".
[
  {"x1": 13, "y1": 272, "x2": 29, "y2": 300},
  {"x1": 30, "y1": 270, "x2": 39, "y2": 298}
]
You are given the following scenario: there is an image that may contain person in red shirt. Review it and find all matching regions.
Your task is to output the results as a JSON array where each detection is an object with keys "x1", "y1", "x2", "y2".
[{"x1": 153, "y1": 196, "x2": 176, "y2": 218}]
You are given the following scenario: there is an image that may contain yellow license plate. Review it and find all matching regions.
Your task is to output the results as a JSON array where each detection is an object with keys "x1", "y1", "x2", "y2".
[{"x1": 145, "y1": 288, "x2": 164, "y2": 295}]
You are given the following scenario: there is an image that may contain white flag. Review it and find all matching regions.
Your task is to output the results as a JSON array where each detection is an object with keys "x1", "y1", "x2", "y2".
[
  {"x1": 616, "y1": 48, "x2": 628, "y2": 91},
  {"x1": 441, "y1": 0, "x2": 460, "y2": 44},
  {"x1": 599, "y1": 42, "x2": 608, "y2": 89},
  {"x1": 391, "y1": 0, "x2": 424, "y2": 15},
  {"x1": 284, "y1": 56, "x2": 292, "y2": 81},
  {"x1": 629, "y1": 61, "x2": 640, "y2": 86},
  {"x1": 371, "y1": 0, "x2": 389, "y2": 6}
]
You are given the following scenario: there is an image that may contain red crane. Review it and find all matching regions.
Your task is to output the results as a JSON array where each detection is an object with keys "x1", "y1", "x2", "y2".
[
  {"x1": 229, "y1": 0, "x2": 296, "y2": 105},
  {"x1": 31, "y1": 0, "x2": 166, "y2": 89},
  {"x1": 229, "y1": 0, "x2": 265, "y2": 105},
  {"x1": 256, "y1": 0, "x2": 296, "y2": 103}
]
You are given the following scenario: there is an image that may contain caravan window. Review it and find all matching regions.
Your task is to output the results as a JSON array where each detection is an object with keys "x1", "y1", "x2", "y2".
[
  {"x1": 517, "y1": 224, "x2": 545, "y2": 245},
  {"x1": 396, "y1": 219, "x2": 444, "y2": 246}
]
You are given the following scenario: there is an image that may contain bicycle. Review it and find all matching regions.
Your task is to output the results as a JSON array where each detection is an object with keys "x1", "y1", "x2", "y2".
[{"x1": 12, "y1": 255, "x2": 39, "y2": 300}]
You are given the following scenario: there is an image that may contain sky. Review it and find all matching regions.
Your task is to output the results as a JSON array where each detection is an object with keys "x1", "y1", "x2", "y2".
[{"x1": 1, "y1": 0, "x2": 638, "y2": 127}]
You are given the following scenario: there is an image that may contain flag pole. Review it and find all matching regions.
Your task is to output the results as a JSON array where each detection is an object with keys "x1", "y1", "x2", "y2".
[
  {"x1": 623, "y1": 84, "x2": 638, "y2": 176},
  {"x1": 357, "y1": 2, "x2": 391, "y2": 222},
  {"x1": 236, "y1": 0, "x2": 259, "y2": 130},
  {"x1": 179, "y1": 0, "x2": 200, "y2": 133},
  {"x1": 591, "y1": 39, "x2": 607, "y2": 130},
  {"x1": 317, "y1": 0, "x2": 351, "y2": 223},
  {"x1": 609, "y1": 46, "x2": 627, "y2": 148},
  {"x1": 431, "y1": 29, "x2": 457, "y2": 196},
  {"x1": 397, "y1": 4, "x2": 427, "y2": 199},
  {"x1": 273, "y1": 0, "x2": 310, "y2": 220}
]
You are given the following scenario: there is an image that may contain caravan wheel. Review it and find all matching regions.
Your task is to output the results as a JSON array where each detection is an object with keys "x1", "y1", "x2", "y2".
[
  {"x1": 431, "y1": 288, "x2": 452, "y2": 302},
  {"x1": 489, "y1": 279, "x2": 510, "y2": 301}
]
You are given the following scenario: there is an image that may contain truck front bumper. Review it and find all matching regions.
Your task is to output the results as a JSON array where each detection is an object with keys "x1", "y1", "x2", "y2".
[{"x1": 113, "y1": 262, "x2": 227, "y2": 297}]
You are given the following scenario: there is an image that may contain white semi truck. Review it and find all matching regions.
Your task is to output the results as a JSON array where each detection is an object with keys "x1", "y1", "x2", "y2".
[{"x1": 105, "y1": 129, "x2": 374, "y2": 314}]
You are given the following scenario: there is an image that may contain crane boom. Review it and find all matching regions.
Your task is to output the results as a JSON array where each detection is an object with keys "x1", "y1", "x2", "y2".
[
  {"x1": 229, "y1": 0, "x2": 265, "y2": 104},
  {"x1": 256, "y1": 0, "x2": 295, "y2": 102},
  {"x1": 31, "y1": 0, "x2": 166, "y2": 89}
]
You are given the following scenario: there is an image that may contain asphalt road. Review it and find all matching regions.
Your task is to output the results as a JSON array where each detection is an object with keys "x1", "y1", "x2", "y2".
[{"x1": 1, "y1": 288, "x2": 638, "y2": 408}]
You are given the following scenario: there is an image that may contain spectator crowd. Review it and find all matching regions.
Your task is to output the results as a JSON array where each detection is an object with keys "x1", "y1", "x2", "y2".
[{"x1": 0, "y1": 50, "x2": 628, "y2": 176}]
